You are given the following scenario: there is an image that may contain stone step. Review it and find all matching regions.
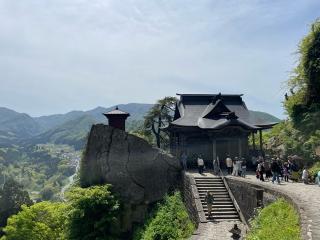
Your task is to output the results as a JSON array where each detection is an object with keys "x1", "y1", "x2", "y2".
[
  {"x1": 206, "y1": 215, "x2": 239, "y2": 220},
  {"x1": 203, "y1": 207, "x2": 236, "y2": 211},
  {"x1": 201, "y1": 199, "x2": 232, "y2": 203},
  {"x1": 197, "y1": 188, "x2": 227, "y2": 191},
  {"x1": 201, "y1": 199, "x2": 233, "y2": 206},
  {"x1": 199, "y1": 194, "x2": 230, "y2": 197},
  {"x1": 195, "y1": 180, "x2": 223, "y2": 183},
  {"x1": 195, "y1": 183, "x2": 224, "y2": 186},
  {"x1": 199, "y1": 192, "x2": 229, "y2": 195},
  {"x1": 203, "y1": 209, "x2": 238, "y2": 215}
]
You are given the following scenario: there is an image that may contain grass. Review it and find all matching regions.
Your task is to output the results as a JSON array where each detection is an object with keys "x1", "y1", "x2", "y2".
[
  {"x1": 246, "y1": 198, "x2": 301, "y2": 240},
  {"x1": 134, "y1": 191, "x2": 195, "y2": 240}
]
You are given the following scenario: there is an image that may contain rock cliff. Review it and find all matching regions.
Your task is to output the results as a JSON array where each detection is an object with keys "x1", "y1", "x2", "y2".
[{"x1": 80, "y1": 124, "x2": 181, "y2": 229}]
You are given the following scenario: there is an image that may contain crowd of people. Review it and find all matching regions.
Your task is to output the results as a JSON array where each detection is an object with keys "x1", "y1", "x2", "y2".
[{"x1": 181, "y1": 152, "x2": 320, "y2": 187}]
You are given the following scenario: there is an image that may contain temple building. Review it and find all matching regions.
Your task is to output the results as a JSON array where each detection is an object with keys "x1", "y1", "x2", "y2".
[{"x1": 167, "y1": 93, "x2": 277, "y2": 167}]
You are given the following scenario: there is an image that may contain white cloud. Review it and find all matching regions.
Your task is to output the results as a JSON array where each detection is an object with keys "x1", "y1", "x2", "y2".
[{"x1": 0, "y1": 0, "x2": 319, "y2": 117}]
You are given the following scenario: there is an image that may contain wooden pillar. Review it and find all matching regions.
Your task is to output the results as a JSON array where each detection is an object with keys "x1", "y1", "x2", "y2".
[
  {"x1": 259, "y1": 130, "x2": 263, "y2": 152},
  {"x1": 252, "y1": 132, "x2": 256, "y2": 151},
  {"x1": 212, "y1": 139, "x2": 217, "y2": 161},
  {"x1": 238, "y1": 138, "x2": 242, "y2": 157}
]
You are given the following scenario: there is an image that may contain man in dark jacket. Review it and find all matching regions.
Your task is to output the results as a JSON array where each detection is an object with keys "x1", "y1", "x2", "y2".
[{"x1": 271, "y1": 160, "x2": 281, "y2": 184}]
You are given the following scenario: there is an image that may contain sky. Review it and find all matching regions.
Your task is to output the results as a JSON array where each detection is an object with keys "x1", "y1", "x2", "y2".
[{"x1": 0, "y1": 0, "x2": 319, "y2": 118}]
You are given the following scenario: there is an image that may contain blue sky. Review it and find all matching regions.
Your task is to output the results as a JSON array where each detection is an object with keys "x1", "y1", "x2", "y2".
[{"x1": 0, "y1": 0, "x2": 319, "y2": 118}]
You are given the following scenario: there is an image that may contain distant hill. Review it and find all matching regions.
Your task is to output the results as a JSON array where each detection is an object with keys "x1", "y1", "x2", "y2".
[
  {"x1": 249, "y1": 110, "x2": 281, "y2": 124},
  {"x1": 0, "y1": 103, "x2": 281, "y2": 149},
  {"x1": 33, "y1": 103, "x2": 153, "y2": 133},
  {"x1": 31, "y1": 114, "x2": 98, "y2": 150},
  {"x1": 0, "y1": 107, "x2": 41, "y2": 137}
]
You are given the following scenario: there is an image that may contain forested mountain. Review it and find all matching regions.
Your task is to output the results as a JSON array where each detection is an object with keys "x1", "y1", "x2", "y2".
[
  {"x1": 0, "y1": 103, "x2": 280, "y2": 149},
  {"x1": 249, "y1": 110, "x2": 281, "y2": 124},
  {"x1": 0, "y1": 107, "x2": 41, "y2": 137}
]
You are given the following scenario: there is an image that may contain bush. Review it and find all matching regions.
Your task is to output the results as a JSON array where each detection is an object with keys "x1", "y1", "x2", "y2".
[
  {"x1": 136, "y1": 192, "x2": 195, "y2": 240},
  {"x1": 66, "y1": 185, "x2": 121, "y2": 240},
  {"x1": 309, "y1": 161, "x2": 320, "y2": 181},
  {"x1": 246, "y1": 198, "x2": 300, "y2": 240},
  {"x1": 1, "y1": 202, "x2": 68, "y2": 240}
]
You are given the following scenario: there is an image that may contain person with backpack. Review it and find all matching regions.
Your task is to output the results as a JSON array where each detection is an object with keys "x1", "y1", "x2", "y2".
[
  {"x1": 205, "y1": 191, "x2": 215, "y2": 218},
  {"x1": 271, "y1": 160, "x2": 281, "y2": 184}
]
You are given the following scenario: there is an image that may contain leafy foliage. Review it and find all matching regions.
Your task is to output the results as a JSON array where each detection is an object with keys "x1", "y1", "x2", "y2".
[
  {"x1": 0, "y1": 178, "x2": 32, "y2": 233},
  {"x1": 285, "y1": 19, "x2": 320, "y2": 119},
  {"x1": 1, "y1": 202, "x2": 68, "y2": 240},
  {"x1": 264, "y1": 19, "x2": 320, "y2": 164},
  {"x1": 66, "y1": 185, "x2": 121, "y2": 240},
  {"x1": 1, "y1": 185, "x2": 121, "y2": 240},
  {"x1": 144, "y1": 97, "x2": 177, "y2": 148},
  {"x1": 135, "y1": 192, "x2": 195, "y2": 240},
  {"x1": 246, "y1": 198, "x2": 300, "y2": 240}
]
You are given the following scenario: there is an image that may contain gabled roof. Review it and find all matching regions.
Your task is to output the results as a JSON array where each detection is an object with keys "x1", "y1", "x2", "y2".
[{"x1": 170, "y1": 93, "x2": 276, "y2": 131}]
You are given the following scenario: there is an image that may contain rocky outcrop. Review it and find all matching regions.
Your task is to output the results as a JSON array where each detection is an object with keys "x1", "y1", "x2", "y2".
[{"x1": 80, "y1": 124, "x2": 181, "y2": 229}]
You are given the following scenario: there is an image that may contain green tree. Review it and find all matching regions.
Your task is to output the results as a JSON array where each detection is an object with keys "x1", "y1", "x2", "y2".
[
  {"x1": 1, "y1": 201, "x2": 68, "y2": 240},
  {"x1": 40, "y1": 186, "x2": 55, "y2": 201},
  {"x1": 0, "y1": 178, "x2": 32, "y2": 233},
  {"x1": 285, "y1": 19, "x2": 320, "y2": 127},
  {"x1": 144, "y1": 96, "x2": 177, "y2": 148},
  {"x1": 137, "y1": 192, "x2": 195, "y2": 240},
  {"x1": 66, "y1": 185, "x2": 121, "y2": 240}
]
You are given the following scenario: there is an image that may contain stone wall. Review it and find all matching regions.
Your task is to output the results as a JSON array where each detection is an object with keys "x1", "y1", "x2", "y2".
[
  {"x1": 226, "y1": 177, "x2": 301, "y2": 224},
  {"x1": 181, "y1": 172, "x2": 206, "y2": 226},
  {"x1": 225, "y1": 178, "x2": 265, "y2": 222},
  {"x1": 80, "y1": 124, "x2": 181, "y2": 231}
]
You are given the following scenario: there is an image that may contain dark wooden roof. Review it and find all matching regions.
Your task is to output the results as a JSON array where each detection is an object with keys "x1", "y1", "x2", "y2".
[
  {"x1": 169, "y1": 93, "x2": 276, "y2": 131},
  {"x1": 103, "y1": 106, "x2": 130, "y2": 116}
]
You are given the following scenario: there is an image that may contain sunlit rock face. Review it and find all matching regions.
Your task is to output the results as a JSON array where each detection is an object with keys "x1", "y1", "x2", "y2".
[{"x1": 80, "y1": 124, "x2": 181, "y2": 229}]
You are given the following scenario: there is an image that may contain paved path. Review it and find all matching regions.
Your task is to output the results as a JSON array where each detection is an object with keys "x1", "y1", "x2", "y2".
[{"x1": 226, "y1": 173, "x2": 320, "y2": 240}]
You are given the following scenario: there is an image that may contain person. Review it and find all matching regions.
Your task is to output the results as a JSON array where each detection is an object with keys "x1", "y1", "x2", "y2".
[
  {"x1": 283, "y1": 162, "x2": 289, "y2": 182},
  {"x1": 302, "y1": 167, "x2": 308, "y2": 184},
  {"x1": 271, "y1": 160, "x2": 280, "y2": 184},
  {"x1": 232, "y1": 157, "x2": 238, "y2": 176},
  {"x1": 316, "y1": 170, "x2": 320, "y2": 187},
  {"x1": 181, "y1": 152, "x2": 188, "y2": 171},
  {"x1": 205, "y1": 191, "x2": 214, "y2": 218},
  {"x1": 257, "y1": 161, "x2": 265, "y2": 181},
  {"x1": 241, "y1": 160, "x2": 247, "y2": 178},
  {"x1": 264, "y1": 160, "x2": 272, "y2": 181},
  {"x1": 226, "y1": 155, "x2": 233, "y2": 174},
  {"x1": 213, "y1": 156, "x2": 220, "y2": 175},
  {"x1": 197, "y1": 155, "x2": 205, "y2": 174}
]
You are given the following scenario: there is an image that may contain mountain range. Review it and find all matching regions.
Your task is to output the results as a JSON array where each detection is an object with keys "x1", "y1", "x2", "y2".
[{"x1": 0, "y1": 104, "x2": 280, "y2": 149}]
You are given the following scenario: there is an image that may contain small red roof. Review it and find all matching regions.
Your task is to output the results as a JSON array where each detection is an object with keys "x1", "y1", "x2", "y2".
[{"x1": 104, "y1": 106, "x2": 130, "y2": 116}]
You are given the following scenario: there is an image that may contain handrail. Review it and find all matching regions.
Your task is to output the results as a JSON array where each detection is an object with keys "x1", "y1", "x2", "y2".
[{"x1": 218, "y1": 168, "x2": 249, "y2": 230}]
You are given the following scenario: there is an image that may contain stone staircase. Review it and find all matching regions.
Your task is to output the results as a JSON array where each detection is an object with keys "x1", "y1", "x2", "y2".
[{"x1": 195, "y1": 176, "x2": 239, "y2": 222}]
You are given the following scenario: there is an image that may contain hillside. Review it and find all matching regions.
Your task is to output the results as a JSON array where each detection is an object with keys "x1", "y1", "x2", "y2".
[
  {"x1": 0, "y1": 104, "x2": 281, "y2": 149},
  {"x1": 0, "y1": 107, "x2": 41, "y2": 137},
  {"x1": 249, "y1": 110, "x2": 281, "y2": 124},
  {"x1": 31, "y1": 115, "x2": 98, "y2": 150}
]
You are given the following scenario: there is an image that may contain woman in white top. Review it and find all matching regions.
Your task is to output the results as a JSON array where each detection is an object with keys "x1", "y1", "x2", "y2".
[{"x1": 197, "y1": 155, "x2": 205, "y2": 174}]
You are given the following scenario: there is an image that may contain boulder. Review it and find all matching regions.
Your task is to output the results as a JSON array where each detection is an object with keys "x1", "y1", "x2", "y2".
[{"x1": 80, "y1": 124, "x2": 181, "y2": 229}]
